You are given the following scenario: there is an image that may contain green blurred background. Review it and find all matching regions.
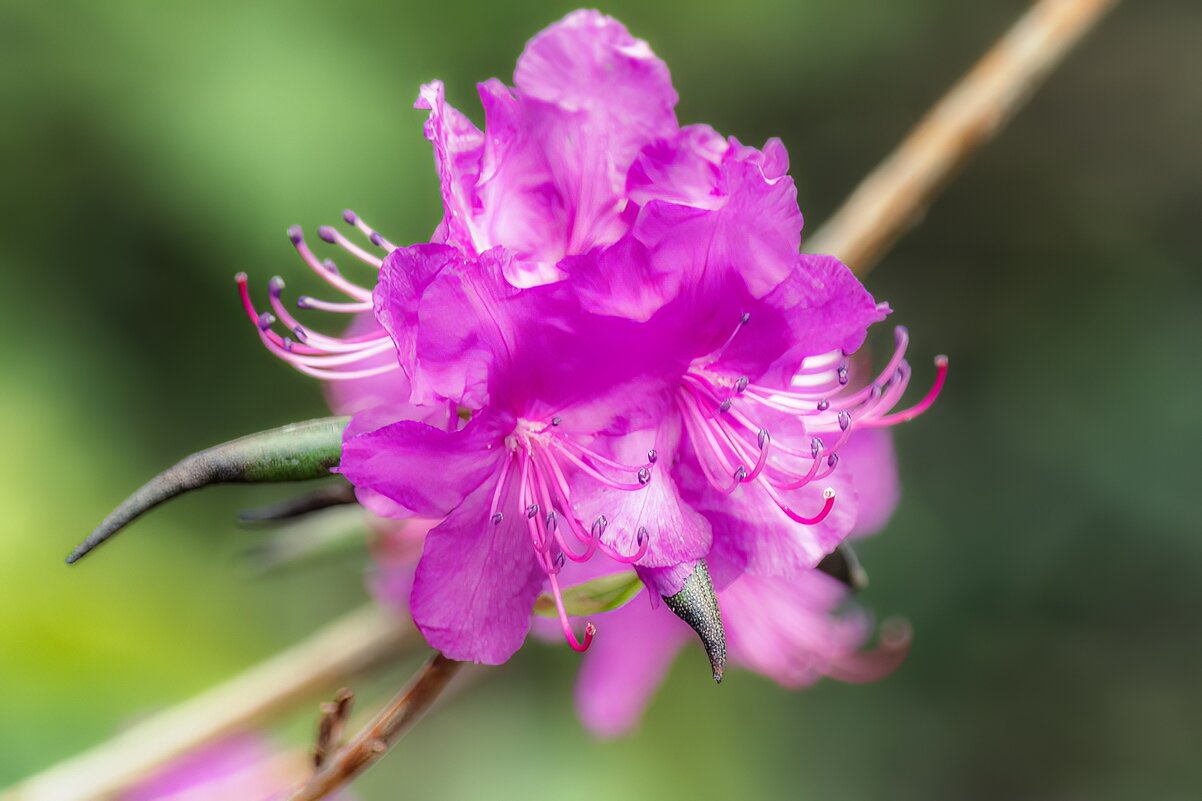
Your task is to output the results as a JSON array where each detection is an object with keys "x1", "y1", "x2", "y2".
[{"x1": 2, "y1": 0, "x2": 1199, "y2": 798}]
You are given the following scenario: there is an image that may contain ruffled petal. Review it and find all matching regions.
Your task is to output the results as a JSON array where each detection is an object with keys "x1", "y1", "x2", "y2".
[
  {"x1": 716, "y1": 254, "x2": 888, "y2": 384},
  {"x1": 416, "y1": 81, "x2": 485, "y2": 254},
  {"x1": 373, "y1": 243, "x2": 466, "y2": 384},
  {"x1": 466, "y1": 11, "x2": 680, "y2": 283},
  {"x1": 577, "y1": 128, "x2": 801, "y2": 323},
  {"x1": 338, "y1": 413, "x2": 510, "y2": 518},
  {"x1": 409, "y1": 469, "x2": 546, "y2": 664},
  {"x1": 514, "y1": 10, "x2": 677, "y2": 153},
  {"x1": 574, "y1": 593, "x2": 690, "y2": 737}
]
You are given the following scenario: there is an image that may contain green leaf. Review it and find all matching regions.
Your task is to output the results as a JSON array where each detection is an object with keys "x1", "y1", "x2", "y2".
[
  {"x1": 67, "y1": 416, "x2": 350, "y2": 564},
  {"x1": 533, "y1": 571, "x2": 644, "y2": 618}
]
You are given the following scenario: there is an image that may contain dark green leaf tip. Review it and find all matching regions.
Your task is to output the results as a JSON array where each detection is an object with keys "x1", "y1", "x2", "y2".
[
  {"x1": 663, "y1": 560, "x2": 727, "y2": 683},
  {"x1": 66, "y1": 416, "x2": 350, "y2": 564}
]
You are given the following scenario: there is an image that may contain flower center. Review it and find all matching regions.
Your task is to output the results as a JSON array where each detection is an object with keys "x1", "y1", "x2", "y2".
[{"x1": 489, "y1": 417, "x2": 657, "y2": 652}]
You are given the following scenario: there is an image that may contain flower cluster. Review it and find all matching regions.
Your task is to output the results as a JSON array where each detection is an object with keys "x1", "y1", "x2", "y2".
[{"x1": 239, "y1": 10, "x2": 943, "y2": 730}]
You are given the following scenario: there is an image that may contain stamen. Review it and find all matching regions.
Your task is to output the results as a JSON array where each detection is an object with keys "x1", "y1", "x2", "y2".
[
  {"x1": 286, "y1": 226, "x2": 373, "y2": 301},
  {"x1": 546, "y1": 571, "x2": 596, "y2": 653},
  {"x1": 318, "y1": 225, "x2": 383, "y2": 269},
  {"x1": 862, "y1": 356, "x2": 948, "y2": 427},
  {"x1": 342, "y1": 209, "x2": 398, "y2": 251}
]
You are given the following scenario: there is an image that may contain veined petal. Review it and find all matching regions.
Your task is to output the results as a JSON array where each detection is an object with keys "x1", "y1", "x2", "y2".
[
  {"x1": 569, "y1": 423, "x2": 711, "y2": 568},
  {"x1": 467, "y1": 10, "x2": 680, "y2": 283},
  {"x1": 416, "y1": 81, "x2": 485, "y2": 254},
  {"x1": 514, "y1": 10, "x2": 677, "y2": 148},
  {"x1": 338, "y1": 413, "x2": 510, "y2": 518},
  {"x1": 374, "y1": 243, "x2": 466, "y2": 383},
  {"x1": 716, "y1": 253, "x2": 888, "y2": 383},
  {"x1": 716, "y1": 567, "x2": 874, "y2": 689},
  {"x1": 410, "y1": 474, "x2": 545, "y2": 664}
]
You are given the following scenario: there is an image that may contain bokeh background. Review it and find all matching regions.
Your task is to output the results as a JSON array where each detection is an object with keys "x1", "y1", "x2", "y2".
[{"x1": 2, "y1": 1, "x2": 1199, "y2": 799}]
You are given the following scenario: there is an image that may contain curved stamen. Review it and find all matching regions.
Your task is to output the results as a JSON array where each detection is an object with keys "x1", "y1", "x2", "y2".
[
  {"x1": 317, "y1": 225, "x2": 384, "y2": 269},
  {"x1": 287, "y1": 227, "x2": 373, "y2": 302},
  {"x1": 761, "y1": 483, "x2": 837, "y2": 525},
  {"x1": 343, "y1": 209, "x2": 398, "y2": 252},
  {"x1": 552, "y1": 444, "x2": 650, "y2": 492},
  {"x1": 296, "y1": 295, "x2": 374, "y2": 314},
  {"x1": 594, "y1": 526, "x2": 650, "y2": 564},
  {"x1": 529, "y1": 449, "x2": 595, "y2": 562},
  {"x1": 546, "y1": 571, "x2": 596, "y2": 653},
  {"x1": 861, "y1": 356, "x2": 948, "y2": 427}
]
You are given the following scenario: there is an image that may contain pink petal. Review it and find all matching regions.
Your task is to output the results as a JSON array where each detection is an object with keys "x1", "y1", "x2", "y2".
[
  {"x1": 568, "y1": 423, "x2": 712, "y2": 568},
  {"x1": 842, "y1": 429, "x2": 901, "y2": 538},
  {"x1": 574, "y1": 592, "x2": 690, "y2": 737},
  {"x1": 338, "y1": 413, "x2": 508, "y2": 518},
  {"x1": 409, "y1": 472, "x2": 545, "y2": 664},
  {"x1": 718, "y1": 569, "x2": 875, "y2": 688},
  {"x1": 415, "y1": 81, "x2": 485, "y2": 254}
]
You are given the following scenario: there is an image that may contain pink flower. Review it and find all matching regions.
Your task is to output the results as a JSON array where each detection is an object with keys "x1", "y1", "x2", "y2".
[
  {"x1": 237, "y1": 10, "x2": 944, "y2": 677},
  {"x1": 121, "y1": 734, "x2": 352, "y2": 801}
]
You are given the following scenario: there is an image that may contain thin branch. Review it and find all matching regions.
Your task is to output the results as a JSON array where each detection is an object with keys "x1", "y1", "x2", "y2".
[
  {"x1": 806, "y1": 0, "x2": 1117, "y2": 275},
  {"x1": 1, "y1": 605, "x2": 411, "y2": 801},
  {"x1": 284, "y1": 654, "x2": 464, "y2": 801}
]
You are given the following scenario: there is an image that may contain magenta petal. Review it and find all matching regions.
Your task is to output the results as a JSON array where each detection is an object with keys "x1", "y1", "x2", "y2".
[
  {"x1": 717, "y1": 254, "x2": 888, "y2": 383},
  {"x1": 561, "y1": 223, "x2": 682, "y2": 322},
  {"x1": 842, "y1": 429, "x2": 901, "y2": 538},
  {"x1": 575, "y1": 594, "x2": 689, "y2": 737},
  {"x1": 374, "y1": 243, "x2": 466, "y2": 381},
  {"x1": 409, "y1": 475, "x2": 545, "y2": 664},
  {"x1": 681, "y1": 452, "x2": 859, "y2": 581},
  {"x1": 416, "y1": 81, "x2": 485, "y2": 254},
  {"x1": 718, "y1": 568, "x2": 873, "y2": 688},
  {"x1": 338, "y1": 414, "x2": 508, "y2": 518},
  {"x1": 514, "y1": 10, "x2": 677, "y2": 169},
  {"x1": 569, "y1": 425, "x2": 711, "y2": 568}
]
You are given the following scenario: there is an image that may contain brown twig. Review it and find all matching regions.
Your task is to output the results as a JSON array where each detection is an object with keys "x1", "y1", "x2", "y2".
[
  {"x1": 1, "y1": 606, "x2": 411, "y2": 801},
  {"x1": 313, "y1": 688, "x2": 355, "y2": 769},
  {"x1": 285, "y1": 654, "x2": 464, "y2": 801},
  {"x1": 806, "y1": 0, "x2": 1116, "y2": 275}
]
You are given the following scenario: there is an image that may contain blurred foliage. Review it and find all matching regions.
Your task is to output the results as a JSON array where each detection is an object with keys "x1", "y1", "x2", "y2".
[{"x1": 1, "y1": 0, "x2": 1200, "y2": 799}]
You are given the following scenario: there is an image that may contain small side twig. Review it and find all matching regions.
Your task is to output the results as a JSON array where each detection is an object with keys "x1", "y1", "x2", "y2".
[
  {"x1": 313, "y1": 688, "x2": 355, "y2": 768},
  {"x1": 285, "y1": 653, "x2": 464, "y2": 801},
  {"x1": 806, "y1": 0, "x2": 1116, "y2": 275}
]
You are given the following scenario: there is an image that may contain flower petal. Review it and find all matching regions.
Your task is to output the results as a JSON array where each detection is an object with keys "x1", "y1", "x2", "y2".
[
  {"x1": 717, "y1": 568, "x2": 874, "y2": 688},
  {"x1": 842, "y1": 429, "x2": 901, "y2": 538},
  {"x1": 574, "y1": 593, "x2": 689, "y2": 737},
  {"x1": 468, "y1": 10, "x2": 680, "y2": 283},
  {"x1": 717, "y1": 254, "x2": 888, "y2": 383},
  {"x1": 409, "y1": 470, "x2": 546, "y2": 664},
  {"x1": 416, "y1": 81, "x2": 485, "y2": 254},
  {"x1": 338, "y1": 413, "x2": 509, "y2": 518},
  {"x1": 569, "y1": 423, "x2": 711, "y2": 568}
]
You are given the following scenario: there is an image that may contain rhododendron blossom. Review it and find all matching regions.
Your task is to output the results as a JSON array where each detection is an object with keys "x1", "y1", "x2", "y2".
[{"x1": 238, "y1": 9, "x2": 944, "y2": 675}]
